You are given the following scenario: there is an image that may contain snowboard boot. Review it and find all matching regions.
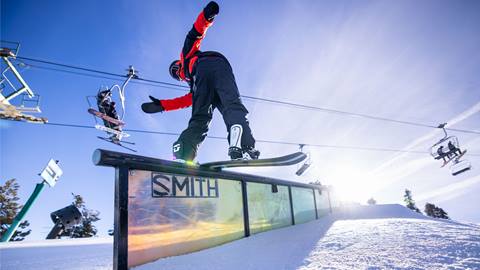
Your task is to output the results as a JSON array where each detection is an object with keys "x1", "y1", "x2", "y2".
[
  {"x1": 228, "y1": 124, "x2": 260, "y2": 160},
  {"x1": 229, "y1": 124, "x2": 244, "y2": 160},
  {"x1": 172, "y1": 140, "x2": 195, "y2": 163}
]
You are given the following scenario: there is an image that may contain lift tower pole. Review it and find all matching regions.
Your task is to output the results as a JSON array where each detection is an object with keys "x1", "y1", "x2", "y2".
[{"x1": 1, "y1": 160, "x2": 62, "y2": 242}]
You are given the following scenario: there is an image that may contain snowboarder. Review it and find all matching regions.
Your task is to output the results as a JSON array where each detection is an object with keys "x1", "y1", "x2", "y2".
[{"x1": 141, "y1": 1, "x2": 259, "y2": 162}]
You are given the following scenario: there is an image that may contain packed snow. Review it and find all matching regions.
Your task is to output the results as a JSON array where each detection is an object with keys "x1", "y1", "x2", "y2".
[
  {"x1": 0, "y1": 237, "x2": 112, "y2": 270},
  {"x1": 1, "y1": 204, "x2": 479, "y2": 270}
]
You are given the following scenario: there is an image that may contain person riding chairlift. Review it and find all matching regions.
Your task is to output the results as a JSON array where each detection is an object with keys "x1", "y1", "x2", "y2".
[
  {"x1": 97, "y1": 89, "x2": 121, "y2": 132},
  {"x1": 437, "y1": 146, "x2": 448, "y2": 162},
  {"x1": 447, "y1": 141, "x2": 462, "y2": 157}
]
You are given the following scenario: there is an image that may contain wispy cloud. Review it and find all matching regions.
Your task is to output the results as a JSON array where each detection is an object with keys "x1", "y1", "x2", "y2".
[
  {"x1": 130, "y1": 1, "x2": 480, "y2": 218},
  {"x1": 366, "y1": 100, "x2": 480, "y2": 193},
  {"x1": 416, "y1": 174, "x2": 480, "y2": 203},
  {"x1": 370, "y1": 100, "x2": 480, "y2": 175}
]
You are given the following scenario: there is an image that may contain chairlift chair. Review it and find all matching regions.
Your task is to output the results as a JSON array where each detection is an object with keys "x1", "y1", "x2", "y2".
[
  {"x1": 430, "y1": 123, "x2": 466, "y2": 163},
  {"x1": 430, "y1": 123, "x2": 472, "y2": 176},
  {"x1": 0, "y1": 41, "x2": 47, "y2": 123},
  {"x1": 87, "y1": 65, "x2": 137, "y2": 152},
  {"x1": 296, "y1": 144, "x2": 312, "y2": 176},
  {"x1": 430, "y1": 136, "x2": 462, "y2": 160}
]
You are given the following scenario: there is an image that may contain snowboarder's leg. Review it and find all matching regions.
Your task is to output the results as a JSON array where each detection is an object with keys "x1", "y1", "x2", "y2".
[
  {"x1": 173, "y1": 112, "x2": 212, "y2": 161},
  {"x1": 210, "y1": 58, "x2": 259, "y2": 160},
  {"x1": 173, "y1": 75, "x2": 214, "y2": 162}
]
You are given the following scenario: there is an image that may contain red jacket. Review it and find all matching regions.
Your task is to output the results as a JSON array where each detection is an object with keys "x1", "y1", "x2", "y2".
[{"x1": 160, "y1": 9, "x2": 214, "y2": 112}]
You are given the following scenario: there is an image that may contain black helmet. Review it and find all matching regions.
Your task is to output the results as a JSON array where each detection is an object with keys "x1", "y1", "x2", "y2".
[{"x1": 169, "y1": 60, "x2": 181, "y2": 81}]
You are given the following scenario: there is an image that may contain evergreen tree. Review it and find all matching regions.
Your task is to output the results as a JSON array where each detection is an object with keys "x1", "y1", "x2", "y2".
[
  {"x1": 424, "y1": 203, "x2": 436, "y2": 217},
  {"x1": 0, "y1": 179, "x2": 31, "y2": 241},
  {"x1": 436, "y1": 207, "x2": 449, "y2": 219},
  {"x1": 403, "y1": 189, "x2": 421, "y2": 213},
  {"x1": 424, "y1": 202, "x2": 449, "y2": 219},
  {"x1": 60, "y1": 193, "x2": 100, "y2": 238},
  {"x1": 367, "y1": 197, "x2": 377, "y2": 205}
]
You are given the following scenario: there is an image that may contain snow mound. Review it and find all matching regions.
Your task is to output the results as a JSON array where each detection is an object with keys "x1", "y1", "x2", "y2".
[
  {"x1": 139, "y1": 204, "x2": 480, "y2": 270},
  {"x1": 1, "y1": 204, "x2": 479, "y2": 270}
]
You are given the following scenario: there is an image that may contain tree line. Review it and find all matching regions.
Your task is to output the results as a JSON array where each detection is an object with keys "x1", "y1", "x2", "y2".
[
  {"x1": 367, "y1": 189, "x2": 450, "y2": 219},
  {"x1": 1, "y1": 179, "x2": 101, "y2": 241}
]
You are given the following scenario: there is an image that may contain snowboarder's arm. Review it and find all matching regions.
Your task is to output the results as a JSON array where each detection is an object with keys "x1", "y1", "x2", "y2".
[
  {"x1": 159, "y1": 93, "x2": 193, "y2": 111},
  {"x1": 179, "y1": 2, "x2": 219, "y2": 79},
  {"x1": 182, "y1": 1, "x2": 219, "y2": 59}
]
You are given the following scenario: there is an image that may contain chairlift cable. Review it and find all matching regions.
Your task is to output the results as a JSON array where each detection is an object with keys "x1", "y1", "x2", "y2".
[
  {"x1": 1, "y1": 120, "x2": 471, "y2": 156},
  {"x1": 16, "y1": 61, "x2": 188, "y2": 93},
  {"x1": 16, "y1": 62, "x2": 189, "y2": 92},
  {"x1": 14, "y1": 56, "x2": 480, "y2": 136},
  {"x1": 16, "y1": 56, "x2": 186, "y2": 89}
]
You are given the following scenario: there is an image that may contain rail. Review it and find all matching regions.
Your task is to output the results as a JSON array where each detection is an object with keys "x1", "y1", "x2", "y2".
[{"x1": 93, "y1": 149, "x2": 338, "y2": 270}]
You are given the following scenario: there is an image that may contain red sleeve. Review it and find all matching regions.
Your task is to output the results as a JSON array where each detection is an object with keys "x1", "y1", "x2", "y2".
[
  {"x1": 194, "y1": 11, "x2": 213, "y2": 35},
  {"x1": 185, "y1": 11, "x2": 213, "y2": 58},
  {"x1": 159, "y1": 93, "x2": 193, "y2": 111},
  {"x1": 178, "y1": 11, "x2": 214, "y2": 80}
]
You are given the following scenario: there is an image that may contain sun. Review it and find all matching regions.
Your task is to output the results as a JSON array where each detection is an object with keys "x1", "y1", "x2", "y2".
[
  {"x1": 333, "y1": 178, "x2": 373, "y2": 203},
  {"x1": 309, "y1": 163, "x2": 373, "y2": 204}
]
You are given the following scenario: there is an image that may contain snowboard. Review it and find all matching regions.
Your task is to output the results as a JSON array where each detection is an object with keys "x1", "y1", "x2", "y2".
[
  {"x1": 88, "y1": 108, "x2": 125, "y2": 126},
  {"x1": 200, "y1": 152, "x2": 307, "y2": 170}
]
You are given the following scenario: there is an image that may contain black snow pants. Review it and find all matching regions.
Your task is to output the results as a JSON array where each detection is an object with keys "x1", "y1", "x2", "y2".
[{"x1": 173, "y1": 56, "x2": 255, "y2": 161}]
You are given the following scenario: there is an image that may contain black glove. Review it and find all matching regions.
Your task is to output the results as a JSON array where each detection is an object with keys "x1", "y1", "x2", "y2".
[
  {"x1": 141, "y1": 95, "x2": 165, "y2": 114},
  {"x1": 203, "y1": 1, "x2": 219, "y2": 21}
]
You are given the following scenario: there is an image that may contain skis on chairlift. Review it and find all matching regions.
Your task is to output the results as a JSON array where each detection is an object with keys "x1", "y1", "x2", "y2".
[
  {"x1": 94, "y1": 124, "x2": 130, "y2": 138},
  {"x1": 97, "y1": 136, "x2": 136, "y2": 152}
]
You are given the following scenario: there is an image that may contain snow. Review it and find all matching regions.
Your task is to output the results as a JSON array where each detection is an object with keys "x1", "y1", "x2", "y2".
[
  {"x1": 1, "y1": 204, "x2": 479, "y2": 270},
  {"x1": 0, "y1": 237, "x2": 113, "y2": 270}
]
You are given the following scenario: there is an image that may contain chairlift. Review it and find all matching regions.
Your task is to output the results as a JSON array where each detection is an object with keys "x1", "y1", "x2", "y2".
[
  {"x1": 87, "y1": 65, "x2": 137, "y2": 152},
  {"x1": 429, "y1": 123, "x2": 466, "y2": 167},
  {"x1": 296, "y1": 144, "x2": 312, "y2": 176},
  {"x1": 430, "y1": 123, "x2": 472, "y2": 176},
  {"x1": 0, "y1": 41, "x2": 47, "y2": 123}
]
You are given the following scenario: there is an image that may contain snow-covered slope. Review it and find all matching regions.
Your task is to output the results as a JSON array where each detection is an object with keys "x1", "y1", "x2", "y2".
[
  {"x1": 139, "y1": 204, "x2": 480, "y2": 270},
  {"x1": 1, "y1": 204, "x2": 479, "y2": 270}
]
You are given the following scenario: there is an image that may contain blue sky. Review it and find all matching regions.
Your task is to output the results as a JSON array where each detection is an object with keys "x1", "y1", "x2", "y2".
[{"x1": 1, "y1": 0, "x2": 480, "y2": 240}]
